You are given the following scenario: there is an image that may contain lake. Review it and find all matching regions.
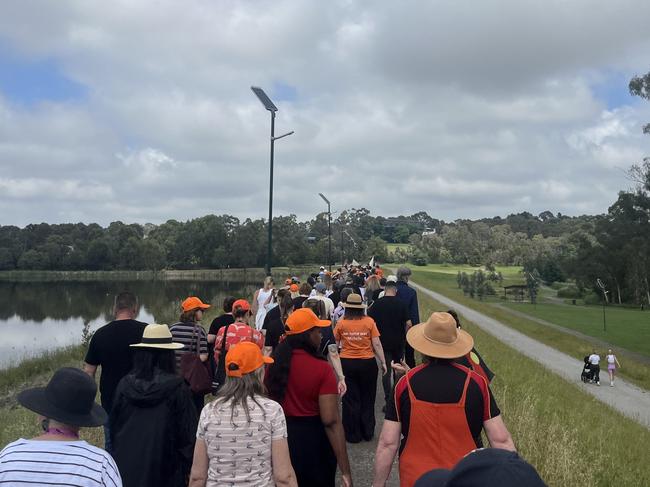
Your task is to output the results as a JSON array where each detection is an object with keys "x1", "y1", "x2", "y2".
[{"x1": 0, "y1": 278, "x2": 260, "y2": 369}]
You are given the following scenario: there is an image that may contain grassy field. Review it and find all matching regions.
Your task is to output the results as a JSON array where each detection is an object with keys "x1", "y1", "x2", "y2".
[
  {"x1": 418, "y1": 293, "x2": 650, "y2": 487},
  {"x1": 409, "y1": 268, "x2": 650, "y2": 390}
]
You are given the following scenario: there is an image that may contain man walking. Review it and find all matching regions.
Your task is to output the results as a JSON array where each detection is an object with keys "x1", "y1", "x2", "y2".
[
  {"x1": 368, "y1": 278, "x2": 411, "y2": 406},
  {"x1": 588, "y1": 349, "x2": 601, "y2": 385},
  {"x1": 395, "y1": 266, "x2": 419, "y2": 368},
  {"x1": 83, "y1": 291, "x2": 147, "y2": 452}
]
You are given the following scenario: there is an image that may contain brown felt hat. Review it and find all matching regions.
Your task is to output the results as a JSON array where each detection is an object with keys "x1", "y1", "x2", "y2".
[
  {"x1": 407, "y1": 312, "x2": 474, "y2": 359},
  {"x1": 342, "y1": 293, "x2": 366, "y2": 309}
]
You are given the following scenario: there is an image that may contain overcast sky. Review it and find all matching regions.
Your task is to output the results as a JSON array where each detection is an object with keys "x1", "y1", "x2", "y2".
[{"x1": 1, "y1": 0, "x2": 650, "y2": 227}]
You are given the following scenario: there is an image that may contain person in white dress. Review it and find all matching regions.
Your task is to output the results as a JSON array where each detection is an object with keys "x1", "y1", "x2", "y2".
[{"x1": 253, "y1": 277, "x2": 275, "y2": 331}]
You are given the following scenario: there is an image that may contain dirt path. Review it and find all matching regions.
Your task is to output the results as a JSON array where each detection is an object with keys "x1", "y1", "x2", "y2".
[{"x1": 408, "y1": 279, "x2": 650, "y2": 430}]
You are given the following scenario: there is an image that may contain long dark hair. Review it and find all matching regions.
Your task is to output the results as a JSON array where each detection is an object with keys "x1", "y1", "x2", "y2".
[
  {"x1": 279, "y1": 293, "x2": 294, "y2": 323},
  {"x1": 266, "y1": 331, "x2": 324, "y2": 403},
  {"x1": 132, "y1": 348, "x2": 176, "y2": 381}
]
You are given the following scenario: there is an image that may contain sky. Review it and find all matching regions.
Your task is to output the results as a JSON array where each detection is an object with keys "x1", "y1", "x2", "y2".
[{"x1": 1, "y1": 0, "x2": 650, "y2": 227}]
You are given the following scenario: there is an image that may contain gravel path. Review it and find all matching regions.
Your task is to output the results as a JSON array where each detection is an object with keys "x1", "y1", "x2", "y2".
[{"x1": 409, "y1": 279, "x2": 650, "y2": 430}]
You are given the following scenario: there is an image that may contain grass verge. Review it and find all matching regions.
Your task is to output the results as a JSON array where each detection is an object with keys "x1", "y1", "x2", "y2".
[{"x1": 418, "y1": 292, "x2": 650, "y2": 487}]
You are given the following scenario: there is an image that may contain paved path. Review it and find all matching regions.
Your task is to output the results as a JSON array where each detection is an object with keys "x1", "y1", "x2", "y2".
[{"x1": 408, "y1": 279, "x2": 650, "y2": 430}]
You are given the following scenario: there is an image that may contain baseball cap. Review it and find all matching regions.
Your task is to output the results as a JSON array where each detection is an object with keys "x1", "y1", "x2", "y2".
[
  {"x1": 285, "y1": 308, "x2": 330, "y2": 335},
  {"x1": 232, "y1": 299, "x2": 251, "y2": 312},
  {"x1": 314, "y1": 282, "x2": 327, "y2": 293},
  {"x1": 290, "y1": 284, "x2": 299, "y2": 292},
  {"x1": 386, "y1": 274, "x2": 398, "y2": 283},
  {"x1": 181, "y1": 296, "x2": 211, "y2": 312},
  {"x1": 414, "y1": 448, "x2": 546, "y2": 487},
  {"x1": 225, "y1": 342, "x2": 273, "y2": 378}
]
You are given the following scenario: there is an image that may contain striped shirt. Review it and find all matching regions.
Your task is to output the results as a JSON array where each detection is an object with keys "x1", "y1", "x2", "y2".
[
  {"x1": 0, "y1": 439, "x2": 122, "y2": 486},
  {"x1": 197, "y1": 396, "x2": 287, "y2": 486},
  {"x1": 169, "y1": 321, "x2": 209, "y2": 369}
]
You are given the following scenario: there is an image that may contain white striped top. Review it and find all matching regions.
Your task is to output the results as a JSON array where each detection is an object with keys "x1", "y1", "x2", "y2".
[{"x1": 0, "y1": 439, "x2": 122, "y2": 486}]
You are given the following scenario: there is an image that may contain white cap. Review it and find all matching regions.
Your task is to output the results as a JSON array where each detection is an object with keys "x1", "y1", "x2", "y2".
[{"x1": 386, "y1": 275, "x2": 398, "y2": 283}]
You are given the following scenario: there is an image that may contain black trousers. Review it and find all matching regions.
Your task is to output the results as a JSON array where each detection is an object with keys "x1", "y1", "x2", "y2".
[
  {"x1": 591, "y1": 364, "x2": 600, "y2": 383},
  {"x1": 381, "y1": 346, "x2": 405, "y2": 403},
  {"x1": 286, "y1": 416, "x2": 336, "y2": 487},
  {"x1": 341, "y1": 357, "x2": 378, "y2": 443}
]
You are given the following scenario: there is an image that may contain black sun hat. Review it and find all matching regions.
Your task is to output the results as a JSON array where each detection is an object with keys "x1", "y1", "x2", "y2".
[{"x1": 17, "y1": 367, "x2": 107, "y2": 427}]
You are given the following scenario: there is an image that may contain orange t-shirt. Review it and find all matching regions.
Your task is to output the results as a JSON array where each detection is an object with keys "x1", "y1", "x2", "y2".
[{"x1": 334, "y1": 316, "x2": 380, "y2": 359}]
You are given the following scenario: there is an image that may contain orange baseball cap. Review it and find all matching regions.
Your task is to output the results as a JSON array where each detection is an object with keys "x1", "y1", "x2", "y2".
[
  {"x1": 226, "y1": 342, "x2": 273, "y2": 377},
  {"x1": 181, "y1": 296, "x2": 211, "y2": 312},
  {"x1": 289, "y1": 284, "x2": 299, "y2": 292},
  {"x1": 285, "y1": 308, "x2": 330, "y2": 335},
  {"x1": 232, "y1": 299, "x2": 251, "y2": 312}
]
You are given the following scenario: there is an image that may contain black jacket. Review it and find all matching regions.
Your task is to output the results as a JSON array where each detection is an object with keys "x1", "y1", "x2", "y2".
[{"x1": 110, "y1": 372, "x2": 198, "y2": 487}]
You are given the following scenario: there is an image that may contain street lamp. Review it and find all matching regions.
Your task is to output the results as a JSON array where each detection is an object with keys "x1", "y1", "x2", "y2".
[
  {"x1": 596, "y1": 278, "x2": 608, "y2": 332},
  {"x1": 318, "y1": 192, "x2": 332, "y2": 271},
  {"x1": 251, "y1": 86, "x2": 294, "y2": 276}
]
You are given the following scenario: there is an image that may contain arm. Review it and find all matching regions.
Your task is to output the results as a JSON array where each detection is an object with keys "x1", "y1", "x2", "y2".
[
  {"x1": 405, "y1": 319, "x2": 412, "y2": 331},
  {"x1": 372, "y1": 420, "x2": 401, "y2": 487},
  {"x1": 319, "y1": 394, "x2": 353, "y2": 487},
  {"x1": 199, "y1": 330, "x2": 209, "y2": 362},
  {"x1": 371, "y1": 337, "x2": 387, "y2": 375},
  {"x1": 207, "y1": 334, "x2": 216, "y2": 345},
  {"x1": 188, "y1": 439, "x2": 209, "y2": 487},
  {"x1": 83, "y1": 362, "x2": 98, "y2": 378},
  {"x1": 252, "y1": 290, "x2": 260, "y2": 316},
  {"x1": 271, "y1": 438, "x2": 298, "y2": 487},
  {"x1": 483, "y1": 415, "x2": 516, "y2": 451},
  {"x1": 327, "y1": 344, "x2": 347, "y2": 396}
]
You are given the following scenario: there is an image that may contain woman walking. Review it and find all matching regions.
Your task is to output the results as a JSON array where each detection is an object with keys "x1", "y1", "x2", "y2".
[
  {"x1": 190, "y1": 341, "x2": 297, "y2": 487},
  {"x1": 253, "y1": 277, "x2": 275, "y2": 330},
  {"x1": 170, "y1": 296, "x2": 211, "y2": 412},
  {"x1": 111, "y1": 324, "x2": 197, "y2": 487},
  {"x1": 0, "y1": 368, "x2": 121, "y2": 486},
  {"x1": 213, "y1": 300, "x2": 265, "y2": 363},
  {"x1": 266, "y1": 308, "x2": 353, "y2": 487},
  {"x1": 606, "y1": 349, "x2": 622, "y2": 386},
  {"x1": 334, "y1": 293, "x2": 387, "y2": 443}
]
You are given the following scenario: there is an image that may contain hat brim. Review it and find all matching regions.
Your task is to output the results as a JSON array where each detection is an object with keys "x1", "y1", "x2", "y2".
[
  {"x1": 407, "y1": 325, "x2": 474, "y2": 359},
  {"x1": 285, "y1": 319, "x2": 331, "y2": 335},
  {"x1": 17, "y1": 387, "x2": 107, "y2": 428},
  {"x1": 131, "y1": 342, "x2": 184, "y2": 350},
  {"x1": 342, "y1": 302, "x2": 367, "y2": 309}
]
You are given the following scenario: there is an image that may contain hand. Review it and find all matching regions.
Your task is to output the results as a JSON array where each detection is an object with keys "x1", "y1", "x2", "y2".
[
  {"x1": 381, "y1": 362, "x2": 388, "y2": 376},
  {"x1": 338, "y1": 379, "x2": 347, "y2": 396},
  {"x1": 341, "y1": 473, "x2": 353, "y2": 487},
  {"x1": 391, "y1": 359, "x2": 410, "y2": 377}
]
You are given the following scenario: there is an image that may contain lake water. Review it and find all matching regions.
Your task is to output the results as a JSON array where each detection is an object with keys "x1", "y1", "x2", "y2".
[{"x1": 0, "y1": 279, "x2": 259, "y2": 369}]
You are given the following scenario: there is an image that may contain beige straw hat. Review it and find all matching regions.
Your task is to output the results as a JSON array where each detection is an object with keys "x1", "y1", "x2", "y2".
[
  {"x1": 131, "y1": 324, "x2": 184, "y2": 350},
  {"x1": 342, "y1": 293, "x2": 366, "y2": 309},
  {"x1": 407, "y1": 312, "x2": 474, "y2": 359}
]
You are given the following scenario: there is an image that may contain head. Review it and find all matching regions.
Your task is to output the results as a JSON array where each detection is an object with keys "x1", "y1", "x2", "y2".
[
  {"x1": 279, "y1": 293, "x2": 294, "y2": 322},
  {"x1": 113, "y1": 291, "x2": 138, "y2": 319},
  {"x1": 343, "y1": 293, "x2": 366, "y2": 319},
  {"x1": 299, "y1": 282, "x2": 312, "y2": 296},
  {"x1": 303, "y1": 298, "x2": 327, "y2": 319},
  {"x1": 314, "y1": 282, "x2": 327, "y2": 295},
  {"x1": 132, "y1": 347, "x2": 177, "y2": 381},
  {"x1": 407, "y1": 312, "x2": 474, "y2": 360},
  {"x1": 263, "y1": 276, "x2": 274, "y2": 290},
  {"x1": 180, "y1": 296, "x2": 210, "y2": 323},
  {"x1": 233, "y1": 299, "x2": 252, "y2": 322},
  {"x1": 180, "y1": 308, "x2": 203, "y2": 323},
  {"x1": 222, "y1": 296, "x2": 236, "y2": 313},
  {"x1": 379, "y1": 277, "x2": 387, "y2": 288},
  {"x1": 384, "y1": 280, "x2": 398, "y2": 296},
  {"x1": 396, "y1": 266, "x2": 412, "y2": 282},
  {"x1": 339, "y1": 287, "x2": 354, "y2": 305},
  {"x1": 608, "y1": 349, "x2": 612, "y2": 354},
  {"x1": 365, "y1": 276, "x2": 380, "y2": 293},
  {"x1": 289, "y1": 283, "x2": 300, "y2": 298}
]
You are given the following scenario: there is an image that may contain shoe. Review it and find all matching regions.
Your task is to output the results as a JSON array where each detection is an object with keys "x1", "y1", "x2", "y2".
[
  {"x1": 597, "y1": 382, "x2": 600, "y2": 386},
  {"x1": 610, "y1": 383, "x2": 614, "y2": 387}
]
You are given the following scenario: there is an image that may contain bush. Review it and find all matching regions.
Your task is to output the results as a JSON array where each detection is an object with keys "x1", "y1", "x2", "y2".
[
  {"x1": 557, "y1": 285, "x2": 582, "y2": 299},
  {"x1": 550, "y1": 282, "x2": 566, "y2": 290},
  {"x1": 411, "y1": 249, "x2": 428, "y2": 266},
  {"x1": 583, "y1": 292, "x2": 603, "y2": 305}
]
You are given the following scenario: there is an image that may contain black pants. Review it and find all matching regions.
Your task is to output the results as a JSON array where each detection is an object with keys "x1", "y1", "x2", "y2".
[
  {"x1": 286, "y1": 416, "x2": 336, "y2": 487},
  {"x1": 192, "y1": 392, "x2": 205, "y2": 413},
  {"x1": 381, "y1": 346, "x2": 404, "y2": 403},
  {"x1": 591, "y1": 364, "x2": 600, "y2": 383},
  {"x1": 341, "y1": 357, "x2": 378, "y2": 443},
  {"x1": 404, "y1": 342, "x2": 416, "y2": 368}
]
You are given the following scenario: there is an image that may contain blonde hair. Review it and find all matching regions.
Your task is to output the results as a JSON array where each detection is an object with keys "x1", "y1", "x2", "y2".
[{"x1": 263, "y1": 276, "x2": 274, "y2": 290}]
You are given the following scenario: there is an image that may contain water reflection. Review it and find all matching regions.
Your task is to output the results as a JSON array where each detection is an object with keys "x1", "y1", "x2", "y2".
[{"x1": 0, "y1": 279, "x2": 258, "y2": 369}]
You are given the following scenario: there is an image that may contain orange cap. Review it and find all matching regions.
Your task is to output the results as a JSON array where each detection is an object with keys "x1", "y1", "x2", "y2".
[
  {"x1": 285, "y1": 308, "x2": 330, "y2": 335},
  {"x1": 232, "y1": 299, "x2": 251, "y2": 312},
  {"x1": 289, "y1": 284, "x2": 299, "y2": 292},
  {"x1": 226, "y1": 342, "x2": 273, "y2": 377},
  {"x1": 181, "y1": 296, "x2": 211, "y2": 312}
]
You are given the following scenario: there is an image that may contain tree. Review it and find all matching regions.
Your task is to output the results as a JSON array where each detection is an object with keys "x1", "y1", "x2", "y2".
[{"x1": 629, "y1": 71, "x2": 650, "y2": 134}]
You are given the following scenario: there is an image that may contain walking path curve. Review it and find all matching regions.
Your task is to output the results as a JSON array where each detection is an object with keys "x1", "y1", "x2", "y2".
[{"x1": 409, "y1": 279, "x2": 650, "y2": 430}]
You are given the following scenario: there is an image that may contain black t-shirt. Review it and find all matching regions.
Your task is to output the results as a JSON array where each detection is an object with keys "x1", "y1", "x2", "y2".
[
  {"x1": 292, "y1": 296, "x2": 308, "y2": 311},
  {"x1": 385, "y1": 361, "x2": 500, "y2": 451},
  {"x1": 262, "y1": 305, "x2": 281, "y2": 330},
  {"x1": 209, "y1": 314, "x2": 235, "y2": 336},
  {"x1": 318, "y1": 325, "x2": 336, "y2": 358},
  {"x1": 263, "y1": 317, "x2": 286, "y2": 350},
  {"x1": 372, "y1": 289, "x2": 382, "y2": 302},
  {"x1": 329, "y1": 290, "x2": 341, "y2": 308},
  {"x1": 84, "y1": 319, "x2": 148, "y2": 413},
  {"x1": 367, "y1": 296, "x2": 409, "y2": 350}
]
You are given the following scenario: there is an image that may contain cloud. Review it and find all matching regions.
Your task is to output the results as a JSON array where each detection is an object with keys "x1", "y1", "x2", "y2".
[{"x1": 0, "y1": 1, "x2": 650, "y2": 227}]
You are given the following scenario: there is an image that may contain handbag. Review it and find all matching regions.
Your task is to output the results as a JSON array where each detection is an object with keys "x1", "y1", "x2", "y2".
[
  {"x1": 180, "y1": 323, "x2": 213, "y2": 395},
  {"x1": 212, "y1": 324, "x2": 231, "y2": 393}
]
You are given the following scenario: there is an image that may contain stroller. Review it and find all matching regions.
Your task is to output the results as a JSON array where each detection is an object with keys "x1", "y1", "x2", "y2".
[{"x1": 581, "y1": 356, "x2": 593, "y2": 383}]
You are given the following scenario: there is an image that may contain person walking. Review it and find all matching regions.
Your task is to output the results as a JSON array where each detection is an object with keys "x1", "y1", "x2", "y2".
[
  {"x1": 395, "y1": 267, "x2": 419, "y2": 368},
  {"x1": 253, "y1": 277, "x2": 275, "y2": 330},
  {"x1": 606, "y1": 348, "x2": 621, "y2": 386},
  {"x1": 110, "y1": 324, "x2": 197, "y2": 487},
  {"x1": 213, "y1": 300, "x2": 265, "y2": 363},
  {"x1": 588, "y1": 349, "x2": 601, "y2": 386},
  {"x1": 189, "y1": 342, "x2": 297, "y2": 487},
  {"x1": 367, "y1": 279, "x2": 411, "y2": 406},
  {"x1": 373, "y1": 312, "x2": 515, "y2": 487},
  {"x1": 446, "y1": 309, "x2": 494, "y2": 384},
  {"x1": 83, "y1": 291, "x2": 147, "y2": 452},
  {"x1": 0, "y1": 367, "x2": 122, "y2": 486},
  {"x1": 266, "y1": 308, "x2": 353, "y2": 487},
  {"x1": 170, "y1": 296, "x2": 211, "y2": 412},
  {"x1": 334, "y1": 293, "x2": 387, "y2": 443}
]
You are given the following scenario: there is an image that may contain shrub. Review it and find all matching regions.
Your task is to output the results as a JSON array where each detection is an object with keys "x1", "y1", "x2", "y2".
[
  {"x1": 557, "y1": 285, "x2": 582, "y2": 299},
  {"x1": 583, "y1": 292, "x2": 603, "y2": 305}
]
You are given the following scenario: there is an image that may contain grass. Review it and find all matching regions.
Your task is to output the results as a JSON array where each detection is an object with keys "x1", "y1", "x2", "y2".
[
  {"x1": 409, "y1": 268, "x2": 650, "y2": 390},
  {"x1": 387, "y1": 243, "x2": 411, "y2": 253},
  {"x1": 418, "y1": 292, "x2": 650, "y2": 487}
]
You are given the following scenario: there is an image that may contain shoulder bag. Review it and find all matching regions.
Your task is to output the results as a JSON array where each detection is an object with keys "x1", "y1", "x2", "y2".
[{"x1": 180, "y1": 323, "x2": 213, "y2": 395}]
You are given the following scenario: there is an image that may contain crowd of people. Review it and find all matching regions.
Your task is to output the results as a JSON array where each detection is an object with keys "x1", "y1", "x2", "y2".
[{"x1": 0, "y1": 263, "x2": 547, "y2": 486}]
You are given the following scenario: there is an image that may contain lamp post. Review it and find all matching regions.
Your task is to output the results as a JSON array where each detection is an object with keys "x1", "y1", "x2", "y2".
[
  {"x1": 251, "y1": 86, "x2": 294, "y2": 276},
  {"x1": 318, "y1": 193, "x2": 332, "y2": 271},
  {"x1": 596, "y1": 278, "x2": 608, "y2": 332}
]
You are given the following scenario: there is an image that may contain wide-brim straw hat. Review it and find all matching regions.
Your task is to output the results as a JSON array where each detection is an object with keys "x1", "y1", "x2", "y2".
[
  {"x1": 342, "y1": 293, "x2": 366, "y2": 309},
  {"x1": 407, "y1": 312, "x2": 474, "y2": 359},
  {"x1": 131, "y1": 324, "x2": 184, "y2": 350}
]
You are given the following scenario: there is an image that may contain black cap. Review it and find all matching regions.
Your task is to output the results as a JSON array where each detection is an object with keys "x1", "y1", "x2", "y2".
[{"x1": 414, "y1": 448, "x2": 546, "y2": 487}]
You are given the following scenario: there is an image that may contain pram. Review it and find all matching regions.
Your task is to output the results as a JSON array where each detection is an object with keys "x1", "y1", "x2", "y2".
[{"x1": 581, "y1": 356, "x2": 593, "y2": 383}]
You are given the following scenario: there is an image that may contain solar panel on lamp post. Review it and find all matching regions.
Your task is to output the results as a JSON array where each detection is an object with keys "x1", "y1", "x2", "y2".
[
  {"x1": 318, "y1": 192, "x2": 332, "y2": 272},
  {"x1": 251, "y1": 86, "x2": 294, "y2": 276}
]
